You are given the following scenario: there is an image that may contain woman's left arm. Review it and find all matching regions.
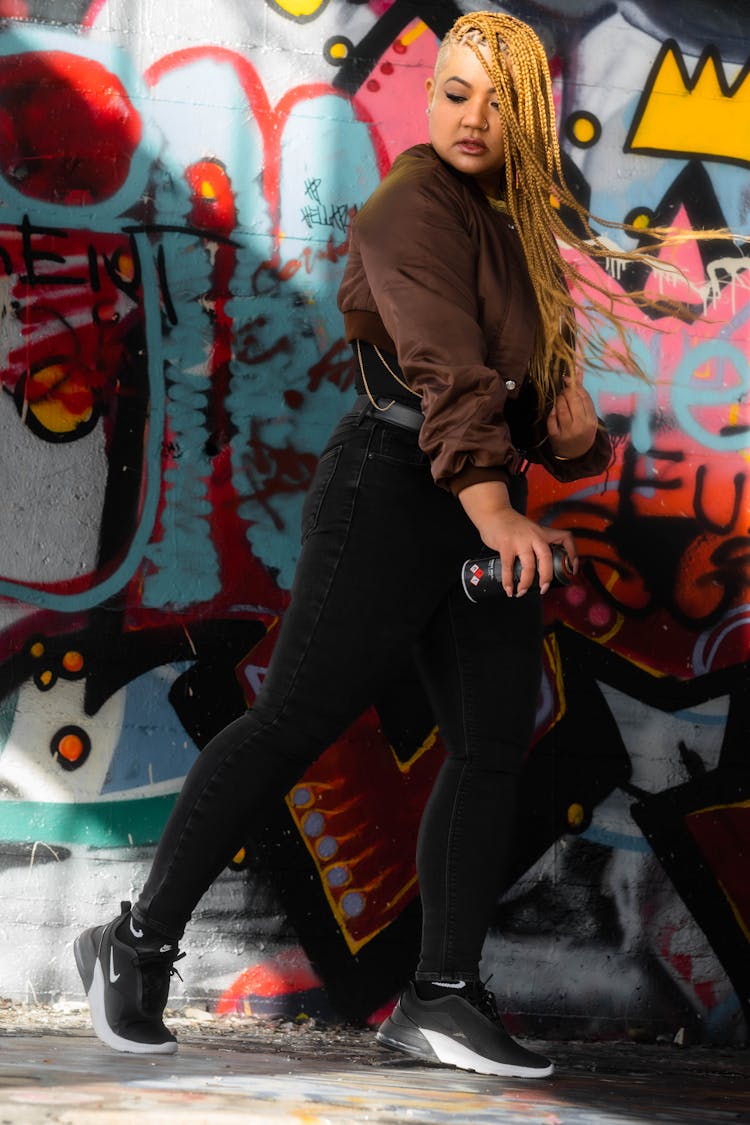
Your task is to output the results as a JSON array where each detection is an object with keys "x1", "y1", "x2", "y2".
[
  {"x1": 527, "y1": 371, "x2": 612, "y2": 482},
  {"x1": 545, "y1": 373, "x2": 598, "y2": 459}
]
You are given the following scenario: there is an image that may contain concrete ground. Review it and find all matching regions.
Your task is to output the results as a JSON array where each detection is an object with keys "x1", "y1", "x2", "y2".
[{"x1": 0, "y1": 1005, "x2": 748, "y2": 1124}]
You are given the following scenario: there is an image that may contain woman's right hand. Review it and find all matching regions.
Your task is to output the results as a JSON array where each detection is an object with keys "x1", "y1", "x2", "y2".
[{"x1": 458, "y1": 480, "x2": 577, "y2": 596}]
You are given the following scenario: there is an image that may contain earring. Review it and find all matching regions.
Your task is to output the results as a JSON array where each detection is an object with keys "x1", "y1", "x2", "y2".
[{"x1": 425, "y1": 106, "x2": 431, "y2": 115}]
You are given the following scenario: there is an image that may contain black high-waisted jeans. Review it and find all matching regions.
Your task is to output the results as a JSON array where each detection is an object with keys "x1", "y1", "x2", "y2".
[{"x1": 134, "y1": 398, "x2": 543, "y2": 982}]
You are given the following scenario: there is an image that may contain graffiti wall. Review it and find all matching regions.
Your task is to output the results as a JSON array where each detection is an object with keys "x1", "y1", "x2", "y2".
[{"x1": 0, "y1": 0, "x2": 747, "y2": 1044}]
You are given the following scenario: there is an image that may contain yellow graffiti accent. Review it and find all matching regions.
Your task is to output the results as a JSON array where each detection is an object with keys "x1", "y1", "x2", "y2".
[
  {"x1": 27, "y1": 365, "x2": 94, "y2": 435},
  {"x1": 543, "y1": 633, "x2": 566, "y2": 727},
  {"x1": 390, "y1": 724, "x2": 437, "y2": 773},
  {"x1": 401, "y1": 19, "x2": 428, "y2": 47},
  {"x1": 719, "y1": 878, "x2": 750, "y2": 942},
  {"x1": 571, "y1": 115, "x2": 596, "y2": 144},
  {"x1": 627, "y1": 40, "x2": 750, "y2": 166},
  {"x1": 686, "y1": 801, "x2": 750, "y2": 940},
  {"x1": 727, "y1": 400, "x2": 749, "y2": 455},
  {"x1": 113, "y1": 249, "x2": 136, "y2": 284},
  {"x1": 594, "y1": 610, "x2": 625, "y2": 647},
  {"x1": 567, "y1": 802, "x2": 585, "y2": 828},
  {"x1": 269, "y1": 0, "x2": 329, "y2": 19},
  {"x1": 690, "y1": 796, "x2": 750, "y2": 816}
]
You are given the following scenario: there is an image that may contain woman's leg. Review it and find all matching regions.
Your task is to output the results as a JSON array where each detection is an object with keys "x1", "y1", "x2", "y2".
[
  {"x1": 132, "y1": 408, "x2": 472, "y2": 939},
  {"x1": 76, "y1": 406, "x2": 474, "y2": 1053},
  {"x1": 413, "y1": 580, "x2": 543, "y2": 981},
  {"x1": 375, "y1": 572, "x2": 552, "y2": 1078}
]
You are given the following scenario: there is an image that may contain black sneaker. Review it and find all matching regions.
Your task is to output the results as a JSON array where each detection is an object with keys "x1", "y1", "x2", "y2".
[
  {"x1": 376, "y1": 982, "x2": 553, "y2": 1078},
  {"x1": 74, "y1": 900, "x2": 185, "y2": 1054}
]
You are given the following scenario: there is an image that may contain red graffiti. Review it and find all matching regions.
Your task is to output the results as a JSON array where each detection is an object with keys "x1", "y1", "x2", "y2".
[
  {"x1": 0, "y1": 1, "x2": 28, "y2": 16},
  {"x1": 0, "y1": 222, "x2": 143, "y2": 443},
  {"x1": 144, "y1": 48, "x2": 389, "y2": 237},
  {"x1": 217, "y1": 947, "x2": 323, "y2": 1017},
  {"x1": 185, "y1": 159, "x2": 237, "y2": 239},
  {"x1": 307, "y1": 339, "x2": 357, "y2": 395},
  {"x1": 238, "y1": 628, "x2": 443, "y2": 953},
  {"x1": 0, "y1": 52, "x2": 141, "y2": 203},
  {"x1": 687, "y1": 802, "x2": 750, "y2": 963},
  {"x1": 184, "y1": 158, "x2": 240, "y2": 458}
]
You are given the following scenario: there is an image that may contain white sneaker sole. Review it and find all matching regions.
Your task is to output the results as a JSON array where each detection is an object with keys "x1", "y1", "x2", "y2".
[
  {"x1": 420, "y1": 1027, "x2": 553, "y2": 1078},
  {"x1": 76, "y1": 942, "x2": 177, "y2": 1055}
]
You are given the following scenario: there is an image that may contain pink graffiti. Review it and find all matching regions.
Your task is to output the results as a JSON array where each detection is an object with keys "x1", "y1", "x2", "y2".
[{"x1": 528, "y1": 214, "x2": 750, "y2": 675}]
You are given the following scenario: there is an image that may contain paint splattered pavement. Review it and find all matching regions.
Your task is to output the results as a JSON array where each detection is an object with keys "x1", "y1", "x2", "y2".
[{"x1": 0, "y1": 1007, "x2": 748, "y2": 1124}]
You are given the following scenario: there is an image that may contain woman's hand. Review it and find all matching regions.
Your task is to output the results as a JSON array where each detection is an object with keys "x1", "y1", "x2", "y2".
[
  {"x1": 458, "y1": 480, "x2": 577, "y2": 597},
  {"x1": 546, "y1": 375, "x2": 598, "y2": 461}
]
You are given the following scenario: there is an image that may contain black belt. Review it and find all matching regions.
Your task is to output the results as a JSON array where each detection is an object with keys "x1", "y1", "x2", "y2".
[
  {"x1": 355, "y1": 394, "x2": 423, "y2": 432},
  {"x1": 354, "y1": 394, "x2": 529, "y2": 476}
]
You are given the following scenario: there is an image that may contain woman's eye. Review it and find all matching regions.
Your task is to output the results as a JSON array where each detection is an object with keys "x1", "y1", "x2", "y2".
[{"x1": 445, "y1": 93, "x2": 465, "y2": 103}]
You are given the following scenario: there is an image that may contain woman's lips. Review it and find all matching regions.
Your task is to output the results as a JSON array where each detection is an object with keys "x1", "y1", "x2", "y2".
[{"x1": 456, "y1": 139, "x2": 488, "y2": 155}]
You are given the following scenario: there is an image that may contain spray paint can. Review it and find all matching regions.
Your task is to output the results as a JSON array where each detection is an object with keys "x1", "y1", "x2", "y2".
[{"x1": 461, "y1": 546, "x2": 573, "y2": 602}]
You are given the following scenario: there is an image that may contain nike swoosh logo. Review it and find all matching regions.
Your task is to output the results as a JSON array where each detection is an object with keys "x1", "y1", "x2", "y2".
[
  {"x1": 159, "y1": 944, "x2": 173, "y2": 954},
  {"x1": 129, "y1": 916, "x2": 144, "y2": 939},
  {"x1": 109, "y1": 948, "x2": 120, "y2": 983},
  {"x1": 433, "y1": 980, "x2": 466, "y2": 989}
]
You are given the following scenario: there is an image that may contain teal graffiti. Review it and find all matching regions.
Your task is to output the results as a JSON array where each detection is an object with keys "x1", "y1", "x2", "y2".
[
  {"x1": 672, "y1": 339, "x2": 750, "y2": 452},
  {"x1": 585, "y1": 327, "x2": 657, "y2": 454},
  {"x1": 0, "y1": 794, "x2": 177, "y2": 848},
  {"x1": 141, "y1": 229, "x2": 221, "y2": 608}
]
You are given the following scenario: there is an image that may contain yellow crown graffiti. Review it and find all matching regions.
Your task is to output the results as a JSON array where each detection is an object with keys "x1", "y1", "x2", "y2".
[{"x1": 626, "y1": 39, "x2": 750, "y2": 167}]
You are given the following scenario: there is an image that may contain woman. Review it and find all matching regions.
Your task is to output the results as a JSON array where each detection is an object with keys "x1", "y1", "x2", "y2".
[{"x1": 75, "y1": 12, "x2": 619, "y2": 1078}]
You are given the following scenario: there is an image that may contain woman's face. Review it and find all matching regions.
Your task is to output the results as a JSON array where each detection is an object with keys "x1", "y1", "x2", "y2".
[{"x1": 425, "y1": 41, "x2": 507, "y2": 196}]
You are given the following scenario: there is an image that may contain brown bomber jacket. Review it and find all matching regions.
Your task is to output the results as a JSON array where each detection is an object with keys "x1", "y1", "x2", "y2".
[{"x1": 337, "y1": 143, "x2": 611, "y2": 493}]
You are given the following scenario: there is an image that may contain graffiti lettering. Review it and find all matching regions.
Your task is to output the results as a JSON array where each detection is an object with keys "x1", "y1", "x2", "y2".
[
  {"x1": 694, "y1": 465, "x2": 746, "y2": 535},
  {"x1": 236, "y1": 317, "x2": 292, "y2": 366},
  {"x1": 300, "y1": 201, "x2": 353, "y2": 234},
  {"x1": 20, "y1": 216, "x2": 85, "y2": 286},
  {"x1": 0, "y1": 217, "x2": 147, "y2": 308},
  {"x1": 304, "y1": 177, "x2": 322, "y2": 203}
]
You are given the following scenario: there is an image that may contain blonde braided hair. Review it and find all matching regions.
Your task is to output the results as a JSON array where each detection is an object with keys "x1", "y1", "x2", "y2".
[{"x1": 442, "y1": 12, "x2": 730, "y2": 409}]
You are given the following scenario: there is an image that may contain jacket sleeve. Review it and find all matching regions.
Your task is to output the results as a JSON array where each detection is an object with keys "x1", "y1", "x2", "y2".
[
  {"x1": 353, "y1": 169, "x2": 519, "y2": 491},
  {"x1": 532, "y1": 423, "x2": 613, "y2": 481},
  {"x1": 503, "y1": 331, "x2": 614, "y2": 483}
]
